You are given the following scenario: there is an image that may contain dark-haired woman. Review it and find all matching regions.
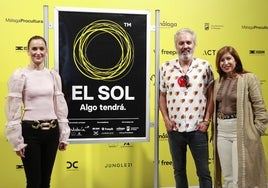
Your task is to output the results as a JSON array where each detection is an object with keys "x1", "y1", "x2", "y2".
[
  {"x1": 212, "y1": 46, "x2": 268, "y2": 188},
  {"x1": 5, "y1": 35, "x2": 70, "y2": 188}
]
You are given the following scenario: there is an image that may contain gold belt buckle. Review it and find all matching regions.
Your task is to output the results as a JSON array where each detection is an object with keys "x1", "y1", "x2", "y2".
[
  {"x1": 32, "y1": 120, "x2": 41, "y2": 129},
  {"x1": 32, "y1": 120, "x2": 56, "y2": 130},
  {"x1": 40, "y1": 122, "x2": 50, "y2": 130}
]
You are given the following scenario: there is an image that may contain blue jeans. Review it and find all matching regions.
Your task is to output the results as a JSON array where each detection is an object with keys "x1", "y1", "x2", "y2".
[{"x1": 167, "y1": 131, "x2": 212, "y2": 188}]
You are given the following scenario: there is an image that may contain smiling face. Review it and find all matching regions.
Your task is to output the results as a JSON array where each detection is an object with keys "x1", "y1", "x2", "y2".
[
  {"x1": 219, "y1": 52, "x2": 237, "y2": 76},
  {"x1": 215, "y1": 46, "x2": 245, "y2": 79},
  {"x1": 27, "y1": 38, "x2": 47, "y2": 67}
]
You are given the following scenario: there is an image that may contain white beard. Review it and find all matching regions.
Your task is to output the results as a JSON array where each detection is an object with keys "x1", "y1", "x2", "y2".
[{"x1": 179, "y1": 53, "x2": 193, "y2": 61}]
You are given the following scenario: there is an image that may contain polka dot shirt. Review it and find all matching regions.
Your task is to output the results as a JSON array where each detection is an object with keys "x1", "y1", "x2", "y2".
[{"x1": 160, "y1": 58, "x2": 214, "y2": 132}]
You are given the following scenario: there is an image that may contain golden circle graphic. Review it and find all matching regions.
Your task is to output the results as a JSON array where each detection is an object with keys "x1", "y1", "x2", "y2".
[{"x1": 73, "y1": 19, "x2": 134, "y2": 81}]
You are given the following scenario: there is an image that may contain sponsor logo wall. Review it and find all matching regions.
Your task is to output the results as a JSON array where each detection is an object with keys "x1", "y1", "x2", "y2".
[{"x1": 0, "y1": 0, "x2": 268, "y2": 187}]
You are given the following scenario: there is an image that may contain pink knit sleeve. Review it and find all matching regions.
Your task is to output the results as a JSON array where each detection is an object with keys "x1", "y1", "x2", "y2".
[
  {"x1": 51, "y1": 70, "x2": 71, "y2": 144},
  {"x1": 5, "y1": 69, "x2": 27, "y2": 151}
]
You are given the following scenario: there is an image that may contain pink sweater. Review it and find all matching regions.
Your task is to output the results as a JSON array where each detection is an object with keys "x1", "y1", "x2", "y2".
[
  {"x1": 5, "y1": 67, "x2": 70, "y2": 151},
  {"x1": 23, "y1": 68, "x2": 57, "y2": 120}
]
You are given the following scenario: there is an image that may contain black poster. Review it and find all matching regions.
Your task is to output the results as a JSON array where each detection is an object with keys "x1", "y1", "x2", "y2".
[{"x1": 54, "y1": 7, "x2": 150, "y2": 143}]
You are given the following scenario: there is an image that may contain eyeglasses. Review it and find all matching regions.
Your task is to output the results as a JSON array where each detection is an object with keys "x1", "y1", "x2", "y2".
[{"x1": 177, "y1": 75, "x2": 190, "y2": 88}]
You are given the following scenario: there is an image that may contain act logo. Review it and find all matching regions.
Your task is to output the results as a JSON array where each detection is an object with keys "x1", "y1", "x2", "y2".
[{"x1": 203, "y1": 50, "x2": 216, "y2": 56}]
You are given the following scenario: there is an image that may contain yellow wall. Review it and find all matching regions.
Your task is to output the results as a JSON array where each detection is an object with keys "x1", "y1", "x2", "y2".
[{"x1": 1, "y1": 0, "x2": 268, "y2": 187}]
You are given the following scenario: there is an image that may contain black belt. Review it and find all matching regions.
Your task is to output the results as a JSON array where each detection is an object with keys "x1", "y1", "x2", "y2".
[
  {"x1": 217, "y1": 112, "x2": 237, "y2": 119},
  {"x1": 23, "y1": 120, "x2": 57, "y2": 130}
]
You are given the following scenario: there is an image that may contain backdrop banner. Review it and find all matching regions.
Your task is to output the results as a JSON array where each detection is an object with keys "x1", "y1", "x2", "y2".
[{"x1": 0, "y1": 1, "x2": 268, "y2": 188}]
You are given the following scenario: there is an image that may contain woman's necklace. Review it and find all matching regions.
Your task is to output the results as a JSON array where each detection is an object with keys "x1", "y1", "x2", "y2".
[{"x1": 226, "y1": 73, "x2": 238, "y2": 79}]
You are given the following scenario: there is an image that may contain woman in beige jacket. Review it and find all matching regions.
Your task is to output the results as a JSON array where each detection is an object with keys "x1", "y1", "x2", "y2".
[{"x1": 212, "y1": 46, "x2": 268, "y2": 188}]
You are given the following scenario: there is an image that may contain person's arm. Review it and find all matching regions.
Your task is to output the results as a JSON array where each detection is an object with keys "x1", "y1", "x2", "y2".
[
  {"x1": 197, "y1": 83, "x2": 213, "y2": 132},
  {"x1": 5, "y1": 69, "x2": 27, "y2": 152},
  {"x1": 197, "y1": 64, "x2": 214, "y2": 132},
  {"x1": 203, "y1": 83, "x2": 214, "y2": 125},
  {"x1": 159, "y1": 91, "x2": 176, "y2": 131},
  {"x1": 51, "y1": 70, "x2": 71, "y2": 148},
  {"x1": 247, "y1": 73, "x2": 268, "y2": 135}
]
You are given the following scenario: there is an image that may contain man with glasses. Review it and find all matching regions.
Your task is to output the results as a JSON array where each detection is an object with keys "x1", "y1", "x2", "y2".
[{"x1": 159, "y1": 28, "x2": 214, "y2": 188}]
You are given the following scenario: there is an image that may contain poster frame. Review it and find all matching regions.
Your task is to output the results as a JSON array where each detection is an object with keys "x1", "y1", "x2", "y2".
[{"x1": 54, "y1": 7, "x2": 151, "y2": 143}]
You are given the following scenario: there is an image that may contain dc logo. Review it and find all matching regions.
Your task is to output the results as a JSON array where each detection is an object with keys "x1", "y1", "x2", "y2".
[{"x1": 66, "y1": 161, "x2": 78, "y2": 169}]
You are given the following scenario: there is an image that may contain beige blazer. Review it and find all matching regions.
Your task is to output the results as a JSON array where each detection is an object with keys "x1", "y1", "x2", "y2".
[{"x1": 212, "y1": 73, "x2": 268, "y2": 188}]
